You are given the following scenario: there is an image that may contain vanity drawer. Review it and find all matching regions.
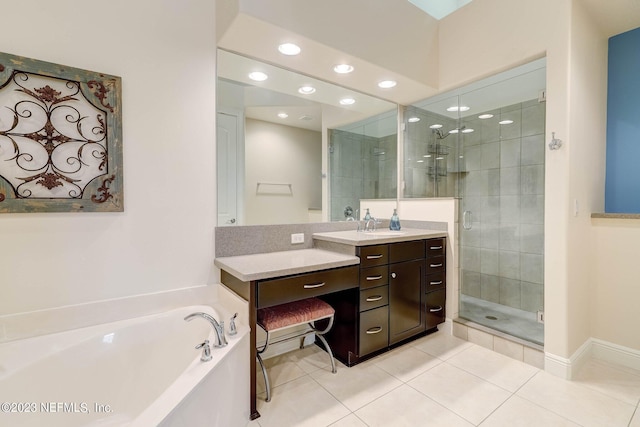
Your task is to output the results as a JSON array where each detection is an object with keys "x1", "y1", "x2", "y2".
[
  {"x1": 257, "y1": 266, "x2": 358, "y2": 308},
  {"x1": 359, "y1": 285, "x2": 389, "y2": 312},
  {"x1": 426, "y1": 238, "x2": 446, "y2": 258},
  {"x1": 425, "y1": 271, "x2": 446, "y2": 292},
  {"x1": 389, "y1": 240, "x2": 425, "y2": 264},
  {"x1": 425, "y1": 256, "x2": 445, "y2": 275},
  {"x1": 359, "y1": 305, "x2": 389, "y2": 355},
  {"x1": 425, "y1": 289, "x2": 446, "y2": 329},
  {"x1": 357, "y1": 244, "x2": 389, "y2": 268},
  {"x1": 359, "y1": 265, "x2": 388, "y2": 289}
]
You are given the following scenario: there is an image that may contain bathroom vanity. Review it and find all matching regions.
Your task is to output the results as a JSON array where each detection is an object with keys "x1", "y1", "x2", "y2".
[
  {"x1": 214, "y1": 228, "x2": 446, "y2": 420},
  {"x1": 312, "y1": 230, "x2": 447, "y2": 365}
]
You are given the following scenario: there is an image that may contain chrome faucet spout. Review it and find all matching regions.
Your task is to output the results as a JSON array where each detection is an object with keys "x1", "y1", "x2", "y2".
[{"x1": 184, "y1": 312, "x2": 228, "y2": 348}]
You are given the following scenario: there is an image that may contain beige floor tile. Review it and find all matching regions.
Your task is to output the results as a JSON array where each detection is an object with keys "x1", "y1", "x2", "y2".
[
  {"x1": 411, "y1": 330, "x2": 473, "y2": 360},
  {"x1": 256, "y1": 354, "x2": 307, "y2": 393},
  {"x1": 447, "y1": 345, "x2": 538, "y2": 392},
  {"x1": 630, "y1": 407, "x2": 640, "y2": 427},
  {"x1": 328, "y1": 413, "x2": 368, "y2": 427},
  {"x1": 408, "y1": 362, "x2": 511, "y2": 425},
  {"x1": 573, "y1": 359, "x2": 640, "y2": 405},
  {"x1": 481, "y1": 395, "x2": 581, "y2": 426},
  {"x1": 355, "y1": 384, "x2": 473, "y2": 427},
  {"x1": 372, "y1": 345, "x2": 442, "y2": 382},
  {"x1": 288, "y1": 345, "x2": 333, "y2": 374},
  {"x1": 310, "y1": 361, "x2": 403, "y2": 411},
  {"x1": 517, "y1": 371, "x2": 636, "y2": 427},
  {"x1": 255, "y1": 375, "x2": 350, "y2": 427}
]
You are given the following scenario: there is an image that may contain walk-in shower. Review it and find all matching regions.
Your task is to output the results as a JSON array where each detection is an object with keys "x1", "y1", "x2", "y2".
[{"x1": 406, "y1": 59, "x2": 546, "y2": 345}]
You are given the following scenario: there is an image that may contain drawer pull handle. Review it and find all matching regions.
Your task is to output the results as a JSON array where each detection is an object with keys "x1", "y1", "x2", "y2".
[
  {"x1": 366, "y1": 275, "x2": 383, "y2": 281},
  {"x1": 366, "y1": 254, "x2": 384, "y2": 259},
  {"x1": 430, "y1": 246, "x2": 443, "y2": 250},
  {"x1": 366, "y1": 295, "x2": 383, "y2": 302},
  {"x1": 430, "y1": 263, "x2": 443, "y2": 268},
  {"x1": 366, "y1": 326, "x2": 383, "y2": 334},
  {"x1": 429, "y1": 306, "x2": 443, "y2": 313},
  {"x1": 303, "y1": 282, "x2": 326, "y2": 289},
  {"x1": 429, "y1": 280, "x2": 443, "y2": 285}
]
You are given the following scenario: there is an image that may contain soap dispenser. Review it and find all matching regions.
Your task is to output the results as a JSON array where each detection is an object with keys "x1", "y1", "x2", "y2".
[
  {"x1": 363, "y1": 208, "x2": 371, "y2": 221},
  {"x1": 389, "y1": 209, "x2": 401, "y2": 231}
]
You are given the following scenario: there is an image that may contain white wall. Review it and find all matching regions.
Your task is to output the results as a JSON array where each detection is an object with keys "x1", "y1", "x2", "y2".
[
  {"x1": 244, "y1": 119, "x2": 321, "y2": 224},
  {"x1": 591, "y1": 220, "x2": 640, "y2": 351},
  {"x1": 566, "y1": 0, "x2": 608, "y2": 355},
  {"x1": 0, "y1": 0, "x2": 217, "y2": 316}
]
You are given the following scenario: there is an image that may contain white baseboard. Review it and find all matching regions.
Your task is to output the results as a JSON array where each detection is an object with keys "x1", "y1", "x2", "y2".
[
  {"x1": 591, "y1": 338, "x2": 640, "y2": 371},
  {"x1": 545, "y1": 337, "x2": 640, "y2": 379}
]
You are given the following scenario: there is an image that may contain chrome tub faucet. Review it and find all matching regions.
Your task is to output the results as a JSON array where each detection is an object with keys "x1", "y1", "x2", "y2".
[{"x1": 184, "y1": 312, "x2": 228, "y2": 348}]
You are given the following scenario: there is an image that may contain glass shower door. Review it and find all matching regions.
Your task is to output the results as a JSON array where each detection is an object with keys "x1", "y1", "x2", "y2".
[{"x1": 457, "y1": 63, "x2": 546, "y2": 345}]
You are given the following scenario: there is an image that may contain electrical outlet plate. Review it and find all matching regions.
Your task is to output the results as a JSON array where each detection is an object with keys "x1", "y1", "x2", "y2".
[{"x1": 291, "y1": 233, "x2": 304, "y2": 244}]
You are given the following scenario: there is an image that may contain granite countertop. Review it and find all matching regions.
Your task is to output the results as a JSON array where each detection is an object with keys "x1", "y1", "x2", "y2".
[
  {"x1": 591, "y1": 213, "x2": 640, "y2": 219},
  {"x1": 214, "y1": 248, "x2": 360, "y2": 282},
  {"x1": 312, "y1": 228, "x2": 447, "y2": 246}
]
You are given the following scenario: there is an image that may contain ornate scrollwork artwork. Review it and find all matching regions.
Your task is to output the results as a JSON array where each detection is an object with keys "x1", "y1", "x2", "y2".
[{"x1": 0, "y1": 52, "x2": 122, "y2": 213}]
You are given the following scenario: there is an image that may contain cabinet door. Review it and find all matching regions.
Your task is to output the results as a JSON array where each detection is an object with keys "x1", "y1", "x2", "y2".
[{"x1": 389, "y1": 259, "x2": 426, "y2": 344}]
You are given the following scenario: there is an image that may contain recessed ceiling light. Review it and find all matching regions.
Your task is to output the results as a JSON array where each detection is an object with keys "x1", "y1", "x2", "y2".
[
  {"x1": 339, "y1": 97, "x2": 355, "y2": 105},
  {"x1": 417, "y1": 160, "x2": 424, "y2": 163},
  {"x1": 499, "y1": 119, "x2": 514, "y2": 125},
  {"x1": 447, "y1": 106, "x2": 470, "y2": 112},
  {"x1": 478, "y1": 114, "x2": 494, "y2": 119},
  {"x1": 298, "y1": 85, "x2": 316, "y2": 95},
  {"x1": 436, "y1": 157, "x2": 444, "y2": 160},
  {"x1": 378, "y1": 80, "x2": 397, "y2": 89},
  {"x1": 278, "y1": 43, "x2": 301, "y2": 56},
  {"x1": 429, "y1": 124, "x2": 443, "y2": 129},
  {"x1": 248, "y1": 71, "x2": 268, "y2": 81},
  {"x1": 277, "y1": 112, "x2": 288, "y2": 119},
  {"x1": 423, "y1": 154, "x2": 432, "y2": 158},
  {"x1": 334, "y1": 64, "x2": 354, "y2": 74},
  {"x1": 408, "y1": 117, "x2": 421, "y2": 123},
  {"x1": 462, "y1": 128, "x2": 474, "y2": 133},
  {"x1": 449, "y1": 129, "x2": 459, "y2": 134}
]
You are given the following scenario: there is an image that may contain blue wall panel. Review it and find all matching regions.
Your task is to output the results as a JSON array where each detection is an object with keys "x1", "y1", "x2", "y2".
[{"x1": 606, "y1": 27, "x2": 640, "y2": 213}]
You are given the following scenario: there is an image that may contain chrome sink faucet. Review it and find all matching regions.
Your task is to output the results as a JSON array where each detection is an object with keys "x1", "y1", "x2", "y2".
[
  {"x1": 184, "y1": 312, "x2": 228, "y2": 348},
  {"x1": 364, "y1": 217, "x2": 380, "y2": 232}
]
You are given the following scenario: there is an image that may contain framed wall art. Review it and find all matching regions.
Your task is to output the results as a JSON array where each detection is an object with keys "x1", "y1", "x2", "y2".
[{"x1": 0, "y1": 52, "x2": 122, "y2": 213}]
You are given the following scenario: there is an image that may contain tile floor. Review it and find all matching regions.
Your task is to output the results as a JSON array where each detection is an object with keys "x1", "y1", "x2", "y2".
[{"x1": 248, "y1": 327, "x2": 640, "y2": 427}]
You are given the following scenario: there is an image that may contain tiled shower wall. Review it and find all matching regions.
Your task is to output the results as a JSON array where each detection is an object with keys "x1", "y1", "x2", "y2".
[
  {"x1": 404, "y1": 106, "x2": 458, "y2": 198},
  {"x1": 329, "y1": 129, "x2": 397, "y2": 221},
  {"x1": 460, "y1": 99, "x2": 545, "y2": 313}
]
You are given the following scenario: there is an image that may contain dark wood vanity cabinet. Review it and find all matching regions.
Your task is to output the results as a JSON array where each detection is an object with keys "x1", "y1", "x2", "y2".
[
  {"x1": 424, "y1": 238, "x2": 446, "y2": 329},
  {"x1": 350, "y1": 237, "x2": 446, "y2": 363}
]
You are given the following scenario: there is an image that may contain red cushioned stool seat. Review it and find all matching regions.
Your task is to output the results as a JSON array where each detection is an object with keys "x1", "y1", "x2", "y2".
[
  {"x1": 257, "y1": 297, "x2": 335, "y2": 332},
  {"x1": 256, "y1": 297, "x2": 337, "y2": 402}
]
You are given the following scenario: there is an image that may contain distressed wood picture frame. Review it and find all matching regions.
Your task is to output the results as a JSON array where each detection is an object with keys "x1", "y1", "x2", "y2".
[{"x1": 0, "y1": 52, "x2": 123, "y2": 213}]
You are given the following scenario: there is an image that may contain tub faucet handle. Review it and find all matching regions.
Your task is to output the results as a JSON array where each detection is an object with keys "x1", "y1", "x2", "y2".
[
  {"x1": 195, "y1": 339, "x2": 212, "y2": 362},
  {"x1": 229, "y1": 313, "x2": 238, "y2": 336},
  {"x1": 215, "y1": 321, "x2": 228, "y2": 348}
]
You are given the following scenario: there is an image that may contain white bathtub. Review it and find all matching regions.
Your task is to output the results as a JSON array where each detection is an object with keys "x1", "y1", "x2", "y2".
[{"x1": 0, "y1": 305, "x2": 250, "y2": 427}]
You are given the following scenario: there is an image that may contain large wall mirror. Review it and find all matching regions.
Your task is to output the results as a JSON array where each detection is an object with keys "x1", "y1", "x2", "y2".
[{"x1": 216, "y1": 49, "x2": 398, "y2": 226}]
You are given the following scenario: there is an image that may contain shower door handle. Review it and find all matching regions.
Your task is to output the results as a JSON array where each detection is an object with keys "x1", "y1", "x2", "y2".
[{"x1": 463, "y1": 211, "x2": 472, "y2": 230}]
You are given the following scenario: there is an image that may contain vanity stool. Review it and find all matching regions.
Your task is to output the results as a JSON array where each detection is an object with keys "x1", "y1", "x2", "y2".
[{"x1": 256, "y1": 297, "x2": 337, "y2": 402}]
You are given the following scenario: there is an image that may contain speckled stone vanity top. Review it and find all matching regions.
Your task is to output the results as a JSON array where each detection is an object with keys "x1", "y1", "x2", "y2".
[
  {"x1": 214, "y1": 249, "x2": 359, "y2": 282},
  {"x1": 312, "y1": 228, "x2": 447, "y2": 246}
]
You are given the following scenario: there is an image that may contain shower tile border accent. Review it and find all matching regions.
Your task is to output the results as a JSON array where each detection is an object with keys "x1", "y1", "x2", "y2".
[{"x1": 453, "y1": 317, "x2": 544, "y2": 369}]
